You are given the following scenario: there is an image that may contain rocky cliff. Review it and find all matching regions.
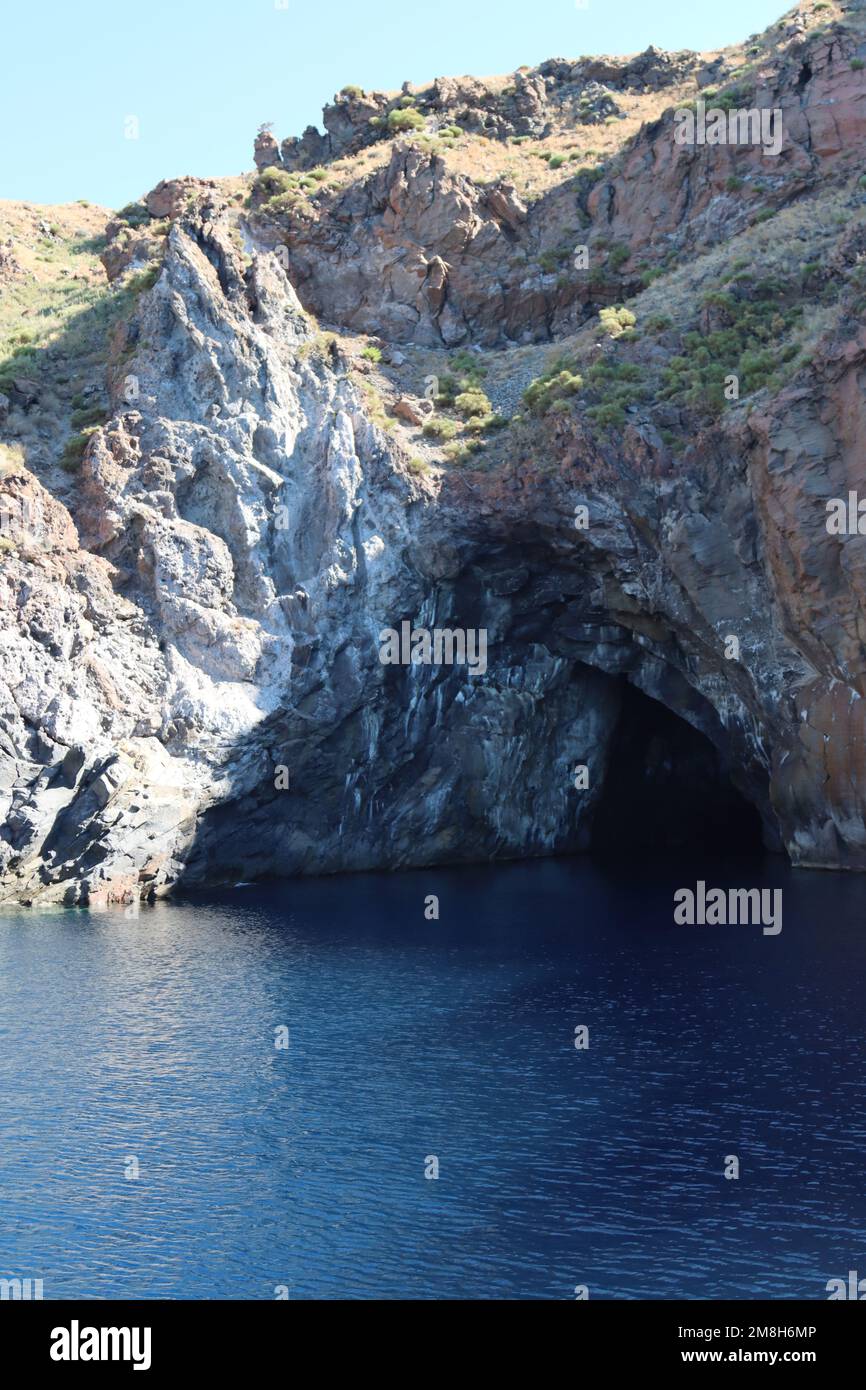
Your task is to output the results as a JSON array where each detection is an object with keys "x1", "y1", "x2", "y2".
[{"x1": 2, "y1": 1, "x2": 866, "y2": 905}]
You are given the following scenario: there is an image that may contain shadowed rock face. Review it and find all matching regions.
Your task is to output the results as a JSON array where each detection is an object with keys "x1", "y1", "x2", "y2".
[{"x1": 3, "y1": 8, "x2": 866, "y2": 905}]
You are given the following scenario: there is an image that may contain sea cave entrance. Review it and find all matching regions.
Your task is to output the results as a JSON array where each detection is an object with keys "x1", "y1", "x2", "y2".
[{"x1": 590, "y1": 678, "x2": 765, "y2": 856}]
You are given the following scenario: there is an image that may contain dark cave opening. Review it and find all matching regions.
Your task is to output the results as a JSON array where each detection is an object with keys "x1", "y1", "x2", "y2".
[{"x1": 590, "y1": 679, "x2": 765, "y2": 856}]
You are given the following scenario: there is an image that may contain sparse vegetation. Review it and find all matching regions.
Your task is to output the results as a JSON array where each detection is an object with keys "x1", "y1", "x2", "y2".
[
  {"x1": 255, "y1": 167, "x2": 296, "y2": 199},
  {"x1": 60, "y1": 428, "x2": 98, "y2": 471},
  {"x1": 70, "y1": 403, "x2": 107, "y2": 430},
  {"x1": 387, "y1": 107, "x2": 426, "y2": 134},
  {"x1": 585, "y1": 359, "x2": 647, "y2": 428},
  {"x1": 599, "y1": 305, "x2": 637, "y2": 338},
  {"x1": 422, "y1": 416, "x2": 460, "y2": 439},
  {"x1": 608, "y1": 243, "x2": 630, "y2": 272},
  {"x1": 522, "y1": 359, "x2": 583, "y2": 416},
  {"x1": 454, "y1": 388, "x2": 493, "y2": 419},
  {"x1": 443, "y1": 438, "x2": 485, "y2": 463},
  {"x1": 538, "y1": 244, "x2": 574, "y2": 274},
  {"x1": 0, "y1": 442, "x2": 26, "y2": 476},
  {"x1": 658, "y1": 280, "x2": 803, "y2": 415},
  {"x1": 117, "y1": 202, "x2": 150, "y2": 228}
]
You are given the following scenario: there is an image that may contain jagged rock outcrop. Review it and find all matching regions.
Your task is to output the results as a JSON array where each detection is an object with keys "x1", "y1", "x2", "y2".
[
  {"x1": 250, "y1": 143, "x2": 592, "y2": 347},
  {"x1": 246, "y1": 18, "x2": 866, "y2": 351},
  {"x1": 261, "y1": 44, "x2": 698, "y2": 172},
  {"x1": 586, "y1": 24, "x2": 866, "y2": 264},
  {"x1": 0, "y1": 219, "x2": 624, "y2": 902},
  {"x1": 4, "y1": 5, "x2": 866, "y2": 905}
]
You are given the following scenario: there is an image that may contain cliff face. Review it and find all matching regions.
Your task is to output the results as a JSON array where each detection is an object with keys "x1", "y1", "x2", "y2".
[{"x1": 3, "y1": 3, "x2": 866, "y2": 905}]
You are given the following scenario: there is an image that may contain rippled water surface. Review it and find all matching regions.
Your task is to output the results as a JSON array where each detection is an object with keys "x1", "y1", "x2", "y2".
[{"x1": 1, "y1": 856, "x2": 866, "y2": 1299}]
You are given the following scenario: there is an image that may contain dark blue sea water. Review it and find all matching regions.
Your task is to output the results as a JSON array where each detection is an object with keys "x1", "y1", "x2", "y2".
[{"x1": 1, "y1": 855, "x2": 865, "y2": 1300}]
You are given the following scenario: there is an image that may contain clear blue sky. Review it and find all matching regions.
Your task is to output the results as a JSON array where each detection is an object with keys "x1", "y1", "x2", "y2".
[{"x1": 1, "y1": 0, "x2": 787, "y2": 210}]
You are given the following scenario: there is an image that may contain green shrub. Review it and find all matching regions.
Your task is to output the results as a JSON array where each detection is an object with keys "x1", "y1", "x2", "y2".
[
  {"x1": 117, "y1": 202, "x2": 150, "y2": 227},
  {"x1": 548, "y1": 155, "x2": 566, "y2": 170},
  {"x1": 450, "y1": 350, "x2": 487, "y2": 382},
  {"x1": 585, "y1": 402, "x2": 626, "y2": 428},
  {"x1": 443, "y1": 438, "x2": 484, "y2": 462},
  {"x1": 61, "y1": 428, "x2": 98, "y2": 471},
  {"x1": 265, "y1": 191, "x2": 306, "y2": 215},
  {"x1": 584, "y1": 360, "x2": 646, "y2": 425},
  {"x1": 639, "y1": 267, "x2": 664, "y2": 288},
  {"x1": 538, "y1": 245, "x2": 572, "y2": 273},
  {"x1": 658, "y1": 281, "x2": 803, "y2": 416},
  {"x1": 439, "y1": 124, "x2": 463, "y2": 139},
  {"x1": 71, "y1": 403, "x2": 107, "y2": 430},
  {"x1": 599, "y1": 305, "x2": 636, "y2": 338},
  {"x1": 255, "y1": 167, "x2": 295, "y2": 198},
  {"x1": 713, "y1": 87, "x2": 752, "y2": 113},
  {"x1": 853, "y1": 59, "x2": 865, "y2": 71},
  {"x1": 422, "y1": 416, "x2": 459, "y2": 439},
  {"x1": 608, "y1": 243, "x2": 630, "y2": 272},
  {"x1": 360, "y1": 345, "x2": 382, "y2": 363},
  {"x1": 522, "y1": 361, "x2": 583, "y2": 416},
  {"x1": 454, "y1": 388, "x2": 493, "y2": 418},
  {"x1": 341, "y1": 85, "x2": 364, "y2": 99},
  {"x1": 125, "y1": 265, "x2": 160, "y2": 294},
  {"x1": 588, "y1": 360, "x2": 642, "y2": 385},
  {"x1": 387, "y1": 107, "x2": 426, "y2": 133}
]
